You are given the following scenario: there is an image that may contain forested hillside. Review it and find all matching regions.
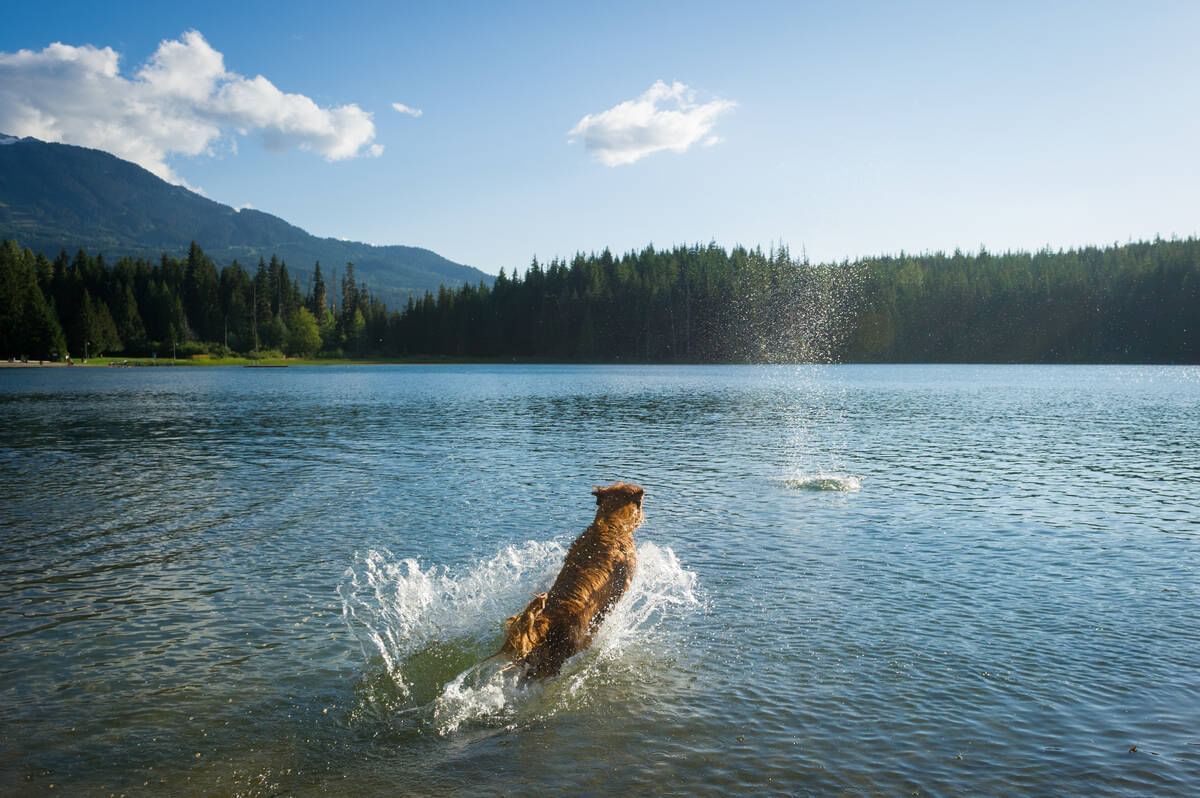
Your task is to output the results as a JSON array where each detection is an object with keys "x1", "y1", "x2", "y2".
[
  {"x1": 1, "y1": 237, "x2": 1196, "y2": 363},
  {"x1": 0, "y1": 135, "x2": 488, "y2": 306}
]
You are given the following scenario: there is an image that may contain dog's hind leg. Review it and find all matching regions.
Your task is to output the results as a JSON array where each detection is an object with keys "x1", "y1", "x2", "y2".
[
  {"x1": 499, "y1": 592, "x2": 548, "y2": 660},
  {"x1": 523, "y1": 620, "x2": 587, "y2": 680}
]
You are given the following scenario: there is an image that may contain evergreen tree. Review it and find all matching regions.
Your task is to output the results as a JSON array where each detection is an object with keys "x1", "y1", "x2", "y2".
[
  {"x1": 183, "y1": 242, "x2": 220, "y2": 340},
  {"x1": 253, "y1": 259, "x2": 271, "y2": 351},
  {"x1": 111, "y1": 283, "x2": 146, "y2": 349},
  {"x1": 0, "y1": 237, "x2": 1196, "y2": 364},
  {"x1": 310, "y1": 262, "x2": 328, "y2": 317},
  {"x1": 0, "y1": 241, "x2": 67, "y2": 358},
  {"x1": 76, "y1": 290, "x2": 121, "y2": 357},
  {"x1": 24, "y1": 286, "x2": 67, "y2": 359},
  {"x1": 219, "y1": 262, "x2": 252, "y2": 351}
]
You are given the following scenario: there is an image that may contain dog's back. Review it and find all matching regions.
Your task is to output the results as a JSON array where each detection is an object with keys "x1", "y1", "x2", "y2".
[{"x1": 501, "y1": 483, "x2": 644, "y2": 679}]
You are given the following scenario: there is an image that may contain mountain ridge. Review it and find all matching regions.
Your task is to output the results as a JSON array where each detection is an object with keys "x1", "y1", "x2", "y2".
[{"x1": 0, "y1": 135, "x2": 491, "y2": 306}]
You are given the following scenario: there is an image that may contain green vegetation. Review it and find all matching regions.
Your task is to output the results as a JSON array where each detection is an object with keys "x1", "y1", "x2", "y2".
[
  {"x1": 390, "y1": 239, "x2": 1199, "y2": 363},
  {"x1": 850, "y1": 240, "x2": 1199, "y2": 362},
  {"x1": 73, "y1": 355, "x2": 433, "y2": 367},
  {"x1": 1, "y1": 237, "x2": 1197, "y2": 363}
]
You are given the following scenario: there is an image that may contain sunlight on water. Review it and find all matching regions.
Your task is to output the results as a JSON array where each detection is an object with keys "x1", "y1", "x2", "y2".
[{"x1": 339, "y1": 540, "x2": 700, "y2": 735}]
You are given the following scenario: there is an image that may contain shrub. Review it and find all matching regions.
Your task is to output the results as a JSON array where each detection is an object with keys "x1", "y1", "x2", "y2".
[{"x1": 176, "y1": 340, "x2": 210, "y2": 357}]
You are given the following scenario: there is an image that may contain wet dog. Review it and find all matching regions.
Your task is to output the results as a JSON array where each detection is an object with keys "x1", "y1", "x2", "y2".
[{"x1": 500, "y1": 482, "x2": 645, "y2": 680}]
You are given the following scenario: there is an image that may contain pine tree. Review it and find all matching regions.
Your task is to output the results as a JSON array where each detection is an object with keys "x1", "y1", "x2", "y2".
[
  {"x1": 310, "y1": 262, "x2": 328, "y2": 317},
  {"x1": 183, "y1": 242, "x2": 220, "y2": 340},
  {"x1": 0, "y1": 241, "x2": 67, "y2": 358},
  {"x1": 76, "y1": 290, "x2": 121, "y2": 357},
  {"x1": 24, "y1": 287, "x2": 67, "y2": 359},
  {"x1": 253, "y1": 259, "x2": 271, "y2": 351},
  {"x1": 112, "y1": 283, "x2": 146, "y2": 348}
]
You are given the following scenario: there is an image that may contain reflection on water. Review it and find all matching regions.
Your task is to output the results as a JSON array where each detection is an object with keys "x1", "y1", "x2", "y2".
[{"x1": 1, "y1": 364, "x2": 1198, "y2": 796}]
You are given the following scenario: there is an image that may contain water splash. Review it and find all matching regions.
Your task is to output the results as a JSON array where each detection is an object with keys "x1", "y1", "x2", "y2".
[
  {"x1": 783, "y1": 473, "x2": 863, "y2": 492},
  {"x1": 740, "y1": 252, "x2": 864, "y2": 486},
  {"x1": 339, "y1": 539, "x2": 700, "y2": 735},
  {"x1": 727, "y1": 249, "x2": 866, "y2": 364}
]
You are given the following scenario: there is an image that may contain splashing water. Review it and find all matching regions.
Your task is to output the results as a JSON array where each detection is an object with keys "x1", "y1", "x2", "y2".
[
  {"x1": 782, "y1": 473, "x2": 863, "y2": 492},
  {"x1": 744, "y1": 255, "x2": 864, "y2": 487},
  {"x1": 339, "y1": 539, "x2": 700, "y2": 735},
  {"x1": 728, "y1": 250, "x2": 866, "y2": 364}
]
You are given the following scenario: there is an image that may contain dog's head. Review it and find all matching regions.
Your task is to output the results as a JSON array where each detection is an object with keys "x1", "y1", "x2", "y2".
[{"x1": 592, "y1": 482, "x2": 645, "y2": 528}]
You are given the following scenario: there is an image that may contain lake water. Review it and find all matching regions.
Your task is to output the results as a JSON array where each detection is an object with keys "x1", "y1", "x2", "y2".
[{"x1": 1, "y1": 364, "x2": 1198, "y2": 796}]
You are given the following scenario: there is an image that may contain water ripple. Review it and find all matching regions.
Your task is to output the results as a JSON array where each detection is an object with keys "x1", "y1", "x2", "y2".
[{"x1": 0, "y1": 365, "x2": 1197, "y2": 796}]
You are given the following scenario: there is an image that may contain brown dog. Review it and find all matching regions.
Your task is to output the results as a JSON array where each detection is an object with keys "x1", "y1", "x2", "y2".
[{"x1": 500, "y1": 482, "x2": 645, "y2": 680}]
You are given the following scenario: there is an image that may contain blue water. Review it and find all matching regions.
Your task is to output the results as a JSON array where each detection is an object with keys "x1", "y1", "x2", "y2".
[{"x1": 1, "y1": 364, "x2": 1198, "y2": 795}]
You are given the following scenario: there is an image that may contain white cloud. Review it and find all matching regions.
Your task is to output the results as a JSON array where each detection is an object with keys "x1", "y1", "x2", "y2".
[
  {"x1": 391, "y1": 102, "x2": 423, "y2": 118},
  {"x1": 0, "y1": 30, "x2": 381, "y2": 185},
  {"x1": 568, "y1": 80, "x2": 735, "y2": 166}
]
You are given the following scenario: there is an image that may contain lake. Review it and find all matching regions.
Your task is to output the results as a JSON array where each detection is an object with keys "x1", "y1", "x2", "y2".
[{"x1": 1, "y1": 364, "x2": 1197, "y2": 796}]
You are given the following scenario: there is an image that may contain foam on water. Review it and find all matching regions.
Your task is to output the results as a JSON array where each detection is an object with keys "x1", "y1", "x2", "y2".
[
  {"x1": 339, "y1": 539, "x2": 700, "y2": 735},
  {"x1": 783, "y1": 473, "x2": 863, "y2": 492}
]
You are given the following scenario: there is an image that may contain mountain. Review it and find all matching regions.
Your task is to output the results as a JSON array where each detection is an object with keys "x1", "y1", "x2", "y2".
[{"x1": 0, "y1": 134, "x2": 490, "y2": 306}]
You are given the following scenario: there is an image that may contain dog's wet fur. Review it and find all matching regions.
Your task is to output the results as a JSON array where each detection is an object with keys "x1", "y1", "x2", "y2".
[{"x1": 500, "y1": 482, "x2": 645, "y2": 680}]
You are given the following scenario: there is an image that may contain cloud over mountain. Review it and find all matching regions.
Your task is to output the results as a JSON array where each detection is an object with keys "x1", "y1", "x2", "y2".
[
  {"x1": 0, "y1": 30, "x2": 381, "y2": 185},
  {"x1": 568, "y1": 80, "x2": 735, "y2": 166}
]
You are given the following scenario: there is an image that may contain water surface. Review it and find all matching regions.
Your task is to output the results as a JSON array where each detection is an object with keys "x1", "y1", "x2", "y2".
[{"x1": 1, "y1": 365, "x2": 1198, "y2": 795}]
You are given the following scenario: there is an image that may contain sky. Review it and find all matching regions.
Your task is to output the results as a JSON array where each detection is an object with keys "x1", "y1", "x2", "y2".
[{"x1": 2, "y1": 1, "x2": 1198, "y2": 275}]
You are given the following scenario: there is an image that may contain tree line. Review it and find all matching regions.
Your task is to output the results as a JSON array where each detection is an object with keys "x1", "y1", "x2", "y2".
[
  {"x1": 1, "y1": 237, "x2": 1196, "y2": 363},
  {"x1": 850, "y1": 238, "x2": 1199, "y2": 362},
  {"x1": 0, "y1": 241, "x2": 382, "y2": 360}
]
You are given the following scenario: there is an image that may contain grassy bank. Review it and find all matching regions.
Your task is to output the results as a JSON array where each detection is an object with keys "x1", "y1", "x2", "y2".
[{"x1": 58, "y1": 355, "x2": 516, "y2": 367}]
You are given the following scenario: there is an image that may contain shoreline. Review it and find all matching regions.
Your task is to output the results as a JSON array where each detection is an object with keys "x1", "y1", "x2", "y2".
[
  {"x1": 0, "y1": 356, "x2": 485, "y2": 368},
  {"x1": 4, "y1": 357, "x2": 1199, "y2": 369}
]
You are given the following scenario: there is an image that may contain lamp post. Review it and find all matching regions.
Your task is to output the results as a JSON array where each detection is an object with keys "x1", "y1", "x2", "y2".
[{"x1": 84, "y1": 340, "x2": 90, "y2": 361}]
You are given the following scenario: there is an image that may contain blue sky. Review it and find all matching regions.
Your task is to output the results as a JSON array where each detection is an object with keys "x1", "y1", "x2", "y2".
[{"x1": 2, "y1": 1, "x2": 1198, "y2": 274}]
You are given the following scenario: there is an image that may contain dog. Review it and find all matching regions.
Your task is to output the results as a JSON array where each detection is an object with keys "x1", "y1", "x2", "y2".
[{"x1": 500, "y1": 482, "x2": 645, "y2": 680}]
